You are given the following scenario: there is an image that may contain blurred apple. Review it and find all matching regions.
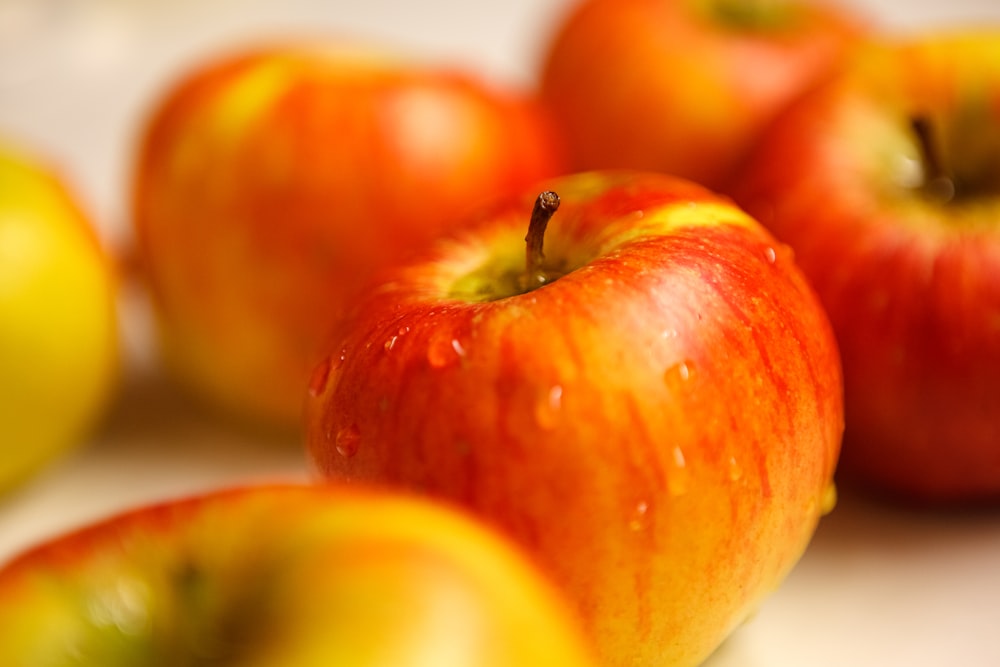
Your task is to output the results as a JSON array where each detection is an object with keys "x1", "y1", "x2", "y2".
[
  {"x1": 304, "y1": 171, "x2": 844, "y2": 667},
  {"x1": 131, "y1": 43, "x2": 567, "y2": 430},
  {"x1": 0, "y1": 139, "x2": 119, "y2": 493},
  {"x1": 732, "y1": 32, "x2": 1000, "y2": 503},
  {"x1": 538, "y1": 0, "x2": 866, "y2": 190},
  {"x1": 0, "y1": 483, "x2": 595, "y2": 665}
]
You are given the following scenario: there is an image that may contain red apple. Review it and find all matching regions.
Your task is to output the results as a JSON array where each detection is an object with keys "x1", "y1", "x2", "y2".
[
  {"x1": 0, "y1": 483, "x2": 596, "y2": 666},
  {"x1": 131, "y1": 43, "x2": 567, "y2": 430},
  {"x1": 731, "y1": 32, "x2": 1000, "y2": 503},
  {"x1": 303, "y1": 171, "x2": 844, "y2": 667},
  {"x1": 0, "y1": 138, "x2": 120, "y2": 492},
  {"x1": 537, "y1": 0, "x2": 866, "y2": 190}
]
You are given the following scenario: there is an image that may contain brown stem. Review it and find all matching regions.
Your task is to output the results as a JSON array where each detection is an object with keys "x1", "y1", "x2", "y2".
[
  {"x1": 524, "y1": 191, "x2": 560, "y2": 288},
  {"x1": 911, "y1": 115, "x2": 955, "y2": 203}
]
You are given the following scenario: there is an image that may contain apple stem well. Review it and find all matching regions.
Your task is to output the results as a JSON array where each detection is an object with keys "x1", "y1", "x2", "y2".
[
  {"x1": 910, "y1": 115, "x2": 956, "y2": 204},
  {"x1": 710, "y1": 0, "x2": 801, "y2": 32},
  {"x1": 447, "y1": 190, "x2": 570, "y2": 302}
]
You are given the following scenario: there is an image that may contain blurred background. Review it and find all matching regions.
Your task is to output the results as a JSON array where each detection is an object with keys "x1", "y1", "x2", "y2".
[
  {"x1": 4, "y1": 0, "x2": 1000, "y2": 247},
  {"x1": 2, "y1": 1, "x2": 1000, "y2": 666}
]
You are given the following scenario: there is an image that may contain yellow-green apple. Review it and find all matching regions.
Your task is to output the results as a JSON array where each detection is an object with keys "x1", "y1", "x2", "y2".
[
  {"x1": 537, "y1": 0, "x2": 866, "y2": 190},
  {"x1": 731, "y1": 32, "x2": 1000, "y2": 504},
  {"x1": 0, "y1": 483, "x2": 596, "y2": 666},
  {"x1": 0, "y1": 139, "x2": 119, "y2": 493},
  {"x1": 131, "y1": 43, "x2": 567, "y2": 430},
  {"x1": 303, "y1": 171, "x2": 844, "y2": 667}
]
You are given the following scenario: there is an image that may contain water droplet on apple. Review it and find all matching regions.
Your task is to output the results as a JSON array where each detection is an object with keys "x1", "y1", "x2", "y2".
[
  {"x1": 820, "y1": 482, "x2": 837, "y2": 516},
  {"x1": 667, "y1": 446, "x2": 689, "y2": 496},
  {"x1": 335, "y1": 424, "x2": 361, "y2": 458},
  {"x1": 628, "y1": 500, "x2": 650, "y2": 532},
  {"x1": 664, "y1": 360, "x2": 693, "y2": 385},
  {"x1": 383, "y1": 326, "x2": 412, "y2": 353},
  {"x1": 727, "y1": 456, "x2": 743, "y2": 482},
  {"x1": 764, "y1": 246, "x2": 777, "y2": 264},
  {"x1": 672, "y1": 446, "x2": 686, "y2": 468},
  {"x1": 661, "y1": 328, "x2": 678, "y2": 340},
  {"x1": 534, "y1": 385, "x2": 563, "y2": 430},
  {"x1": 307, "y1": 357, "x2": 332, "y2": 398},
  {"x1": 427, "y1": 332, "x2": 466, "y2": 369},
  {"x1": 426, "y1": 338, "x2": 450, "y2": 368}
]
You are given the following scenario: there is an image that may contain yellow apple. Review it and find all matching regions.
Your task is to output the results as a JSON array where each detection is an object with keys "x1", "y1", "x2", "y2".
[
  {"x1": 0, "y1": 483, "x2": 596, "y2": 667},
  {"x1": 0, "y1": 139, "x2": 119, "y2": 492}
]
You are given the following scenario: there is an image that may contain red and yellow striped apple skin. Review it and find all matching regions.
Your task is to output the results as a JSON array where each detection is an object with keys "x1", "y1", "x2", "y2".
[
  {"x1": 132, "y1": 45, "x2": 567, "y2": 428},
  {"x1": 732, "y1": 33, "x2": 1000, "y2": 503},
  {"x1": 305, "y1": 171, "x2": 844, "y2": 667}
]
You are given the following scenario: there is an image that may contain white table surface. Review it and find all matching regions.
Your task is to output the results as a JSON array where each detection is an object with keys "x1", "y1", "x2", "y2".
[{"x1": 2, "y1": 1, "x2": 1000, "y2": 665}]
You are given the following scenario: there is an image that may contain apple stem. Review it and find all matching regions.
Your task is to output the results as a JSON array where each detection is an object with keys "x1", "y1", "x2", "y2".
[
  {"x1": 523, "y1": 191, "x2": 561, "y2": 289},
  {"x1": 911, "y1": 115, "x2": 955, "y2": 203}
]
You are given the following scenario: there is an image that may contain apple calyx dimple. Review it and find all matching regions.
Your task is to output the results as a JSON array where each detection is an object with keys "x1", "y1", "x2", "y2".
[
  {"x1": 910, "y1": 115, "x2": 957, "y2": 204},
  {"x1": 706, "y1": 0, "x2": 801, "y2": 33}
]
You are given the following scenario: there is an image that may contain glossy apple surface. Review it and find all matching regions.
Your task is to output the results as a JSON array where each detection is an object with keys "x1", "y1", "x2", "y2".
[
  {"x1": 538, "y1": 0, "x2": 865, "y2": 190},
  {"x1": 0, "y1": 140, "x2": 119, "y2": 493},
  {"x1": 0, "y1": 483, "x2": 595, "y2": 666},
  {"x1": 731, "y1": 32, "x2": 1000, "y2": 503},
  {"x1": 304, "y1": 171, "x2": 844, "y2": 667},
  {"x1": 131, "y1": 43, "x2": 567, "y2": 429}
]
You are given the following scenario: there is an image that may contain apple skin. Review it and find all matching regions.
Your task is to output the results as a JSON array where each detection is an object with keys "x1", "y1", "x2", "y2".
[
  {"x1": 0, "y1": 140, "x2": 119, "y2": 493},
  {"x1": 538, "y1": 0, "x2": 866, "y2": 190},
  {"x1": 304, "y1": 171, "x2": 844, "y2": 667},
  {"x1": 730, "y1": 32, "x2": 1000, "y2": 503},
  {"x1": 0, "y1": 483, "x2": 596, "y2": 666},
  {"x1": 131, "y1": 43, "x2": 567, "y2": 430}
]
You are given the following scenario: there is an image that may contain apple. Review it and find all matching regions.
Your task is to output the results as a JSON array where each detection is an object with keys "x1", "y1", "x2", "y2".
[
  {"x1": 730, "y1": 32, "x2": 1000, "y2": 503},
  {"x1": 537, "y1": 0, "x2": 866, "y2": 190},
  {"x1": 0, "y1": 139, "x2": 119, "y2": 493},
  {"x1": 303, "y1": 171, "x2": 844, "y2": 667},
  {"x1": 131, "y1": 43, "x2": 567, "y2": 430},
  {"x1": 0, "y1": 483, "x2": 596, "y2": 666}
]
